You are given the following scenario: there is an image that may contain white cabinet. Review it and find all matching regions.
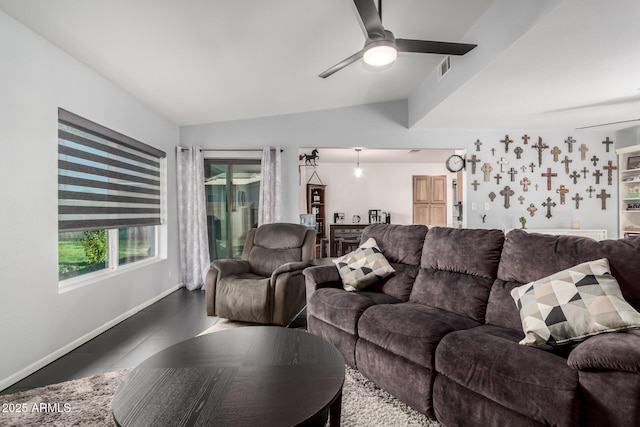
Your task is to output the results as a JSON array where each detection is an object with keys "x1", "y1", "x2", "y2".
[{"x1": 616, "y1": 145, "x2": 640, "y2": 238}]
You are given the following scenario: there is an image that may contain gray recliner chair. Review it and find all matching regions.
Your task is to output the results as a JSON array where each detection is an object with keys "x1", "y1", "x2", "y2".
[{"x1": 205, "y1": 223, "x2": 316, "y2": 326}]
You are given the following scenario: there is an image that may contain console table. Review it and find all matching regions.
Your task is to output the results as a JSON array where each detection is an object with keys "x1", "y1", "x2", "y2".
[{"x1": 329, "y1": 223, "x2": 370, "y2": 257}]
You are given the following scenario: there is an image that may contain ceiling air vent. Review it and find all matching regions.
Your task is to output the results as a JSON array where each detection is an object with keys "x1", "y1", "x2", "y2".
[{"x1": 438, "y1": 56, "x2": 451, "y2": 80}]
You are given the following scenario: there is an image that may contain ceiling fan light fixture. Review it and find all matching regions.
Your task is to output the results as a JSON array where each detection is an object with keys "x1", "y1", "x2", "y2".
[{"x1": 363, "y1": 34, "x2": 397, "y2": 67}]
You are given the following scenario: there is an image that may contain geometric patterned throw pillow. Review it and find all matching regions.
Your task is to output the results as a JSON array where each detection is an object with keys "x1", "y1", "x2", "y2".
[
  {"x1": 332, "y1": 237, "x2": 395, "y2": 292},
  {"x1": 510, "y1": 258, "x2": 640, "y2": 349}
]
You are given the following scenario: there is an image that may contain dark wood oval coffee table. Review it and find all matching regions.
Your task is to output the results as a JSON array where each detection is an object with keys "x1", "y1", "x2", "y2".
[{"x1": 112, "y1": 326, "x2": 345, "y2": 426}]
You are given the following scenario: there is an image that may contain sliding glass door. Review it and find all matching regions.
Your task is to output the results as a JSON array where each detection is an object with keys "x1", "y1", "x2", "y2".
[{"x1": 204, "y1": 160, "x2": 261, "y2": 261}]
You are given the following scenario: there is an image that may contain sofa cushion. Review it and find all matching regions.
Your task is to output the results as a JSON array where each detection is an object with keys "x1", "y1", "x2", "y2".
[
  {"x1": 485, "y1": 279, "x2": 524, "y2": 331},
  {"x1": 489, "y1": 230, "x2": 640, "y2": 333},
  {"x1": 357, "y1": 302, "x2": 479, "y2": 369},
  {"x1": 359, "y1": 224, "x2": 428, "y2": 301},
  {"x1": 332, "y1": 237, "x2": 395, "y2": 291},
  {"x1": 361, "y1": 224, "x2": 428, "y2": 265},
  {"x1": 436, "y1": 325, "x2": 580, "y2": 427},
  {"x1": 306, "y1": 288, "x2": 399, "y2": 335},
  {"x1": 410, "y1": 227, "x2": 505, "y2": 322},
  {"x1": 511, "y1": 258, "x2": 640, "y2": 348},
  {"x1": 216, "y1": 274, "x2": 270, "y2": 323},
  {"x1": 498, "y1": 230, "x2": 640, "y2": 310}
]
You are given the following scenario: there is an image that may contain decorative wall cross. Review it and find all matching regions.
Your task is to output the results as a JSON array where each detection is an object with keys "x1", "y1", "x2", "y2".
[
  {"x1": 497, "y1": 157, "x2": 509, "y2": 172},
  {"x1": 474, "y1": 139, "x2": 482, "y2": 151},
  {"x1": 522, "y1": 134, "x2": 530, "y2": 145},
  {"x1": 569, "y1": 171, "x2": 580, "y2": 184},
  {"x1": 572, "y1": 193, "x2": 583, "y2": 209},
  {"x1": 501, "y1": 134, "x2": 513, "y2": 153},
  {"x1": 579, "y1": 144, "x2": 588, "y2": 160},
  {"x1": 580, "y1": 167, "x2": 589, "y2": 179},
  {"x1": 542, "y1": 197, "x2": 556, "y2": 219},
  {"x1": 520, "y1": 165, "x2": 527, "y2": 173},
  {"x1": 593, "y1": 169, "x2": 603, "y2": 185},
  {"x1": 500, "y1": 185, "x2": 515, "y2": 208},
  {"x1": 481, "y1": 162, "x2": 493, "y2": 182},
  {"x1": 494, "y1": 173, "x2": 502, "y2": 185},
  {"x1": 564, "y1": 136, "x2": 576, "y2": 153},
  {"x1": 602, "y1": 137, "x2": 613, "y2": 152},
  {"x1": 514, "y1": 146, "x2": 524, "y2": 159},
  {"x1": 603, "y1": 160, "x2": 617, "y2": 185},
  {"x1": 471, "y1": 180, "x2": 480, "y2": 191},
  {"x1": 541, "y1": 167, "x2": 557, "y2": 190},
  {"x1": 491, "y1": 148, "x2": 496, "y2": 156},
  {"x1": 586, "y1": 186, "x2": 595, "y2": 198},
  {"x1": 529, "y1": 163, "x2": 536, "y2": 173},
  {"x1": 550, "y1": 146, "x2": 562, "y2": 162},
  {"x1": 597, "y1": 189, "x2": 611, "y2": 210},
  {"x1": 468, "y1": 154, "x2": 481, "y2": 174},
  {"x1": 527, "y1": 203, "x2": 537, "y2": 217},
  {"x1": 520, "y1": 177, "x2": 531, "y2": 191},
  {"x1": 591, "y1": 155, "x2": 599, "y2": 167},
  {"x1": 508, "y1": 167, "x2": 518, "y2": 182},
  {"x1": 561, "y1": 155, "x2": 573, "y2": 174},
  {"x1": 532, "y1": 137, "x2": 548, "y2": 167},
  {"x1": 518, "y1": 196, "x2": 525, "y2": 205},
  {"x1": 556, "y1": 185, "x2": 570, "y2": 204}
]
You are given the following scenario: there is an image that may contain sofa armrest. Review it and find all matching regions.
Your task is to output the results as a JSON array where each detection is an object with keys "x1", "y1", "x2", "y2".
[
  {"x1": 303, "y1": 265, "x2": 343, "y2": 305},
  {"x1": 568, "y1": 330, "x2": 640, "y2": 373},
  {"x1": 212, "y1": 259, "x2": 251, "y2": 278},
  {"x1": 303, "y1": 264, "x2": 342, "y2": 288},
  {"x1": 272, "y1": 261, "x2": 311, "y2": 277}
]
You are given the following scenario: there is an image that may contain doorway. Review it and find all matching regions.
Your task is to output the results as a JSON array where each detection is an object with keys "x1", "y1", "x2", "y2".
[{"x1": 204, "y1": 160, "x2": 261, "y2": 261}]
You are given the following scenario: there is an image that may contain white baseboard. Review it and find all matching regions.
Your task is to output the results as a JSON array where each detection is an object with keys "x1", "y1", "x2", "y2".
[{"x1": 0, "y1": 283, "x2": 184, "y2": 392}]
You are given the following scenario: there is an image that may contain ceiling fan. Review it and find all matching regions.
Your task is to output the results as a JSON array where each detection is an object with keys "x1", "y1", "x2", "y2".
[{"x1": 319, "y1": 0, "x2": 478, "y2": 78}]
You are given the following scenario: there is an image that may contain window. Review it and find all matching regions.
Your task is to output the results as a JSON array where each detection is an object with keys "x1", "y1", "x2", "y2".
[
  {"x1": 204, "y1": 160, "x2": 261, "y2": 260},
  {"x1": 57, "y1": 109, "x2": 166, "y2": 283}
]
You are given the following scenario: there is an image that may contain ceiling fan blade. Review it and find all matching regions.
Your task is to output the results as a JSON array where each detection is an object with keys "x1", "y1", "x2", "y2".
[
  {"x1": 353, "y1": 0, "x2": 385, "y2": 39},
  {"x1": 576, "y1": 118, "x2": 640, "y2": 130},
  {"x1": 319, "y1": 50, "x2": 364, "y2": 78},
  {"x1": 396, "y1": 39, "x2": 477, "y2": 55}
]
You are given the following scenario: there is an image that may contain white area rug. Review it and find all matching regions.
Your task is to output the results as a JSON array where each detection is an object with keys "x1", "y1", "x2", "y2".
[
  {"x1": 1, "y1": 321, "x2": 441, "y2": 426},
  {"x1": 0, "y1": 367, "x2": 439, "y2": 427}
]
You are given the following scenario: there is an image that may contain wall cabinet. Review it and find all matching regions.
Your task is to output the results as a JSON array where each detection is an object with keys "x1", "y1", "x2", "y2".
[
  {"x1": 413, "y1": 175, "x2": 447, "y2": 226},
  {"x1": 616, "y1": 145, "x2": 640, "y2": 238}
]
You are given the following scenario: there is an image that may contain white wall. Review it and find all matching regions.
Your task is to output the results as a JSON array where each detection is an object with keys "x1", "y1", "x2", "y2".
[
  {"x1": 0, "y1": 11, "x2": 180, "y2": 388},
  {"x1": 462, "y1": 130, "x2": 618, "y2": 238},
  {"x1": 302, "y1": 163, "x2": 455, "y2": 226},
  {"x1": 181, "y1": 100, "x2": 619, "y2": 237}
]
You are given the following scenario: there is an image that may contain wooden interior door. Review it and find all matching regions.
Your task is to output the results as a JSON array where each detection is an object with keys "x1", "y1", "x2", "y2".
[{"x1": 413, "y1": 175, "x2": 447, "y2": 226}]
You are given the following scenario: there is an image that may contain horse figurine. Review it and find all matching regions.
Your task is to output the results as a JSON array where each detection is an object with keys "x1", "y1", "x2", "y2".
[{"x1": 299, "y1": 149, "x2": 319, "y2": 166}]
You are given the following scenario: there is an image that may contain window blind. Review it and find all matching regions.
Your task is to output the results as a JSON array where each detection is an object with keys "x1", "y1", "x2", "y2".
[{"x1": 58, "y1": 109, "x2": 166, "y2": 232}]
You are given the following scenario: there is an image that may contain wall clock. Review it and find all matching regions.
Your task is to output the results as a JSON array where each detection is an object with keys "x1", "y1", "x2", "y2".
[{"x1": 445, "y1": 154, "x2": 466, "y2": 172}]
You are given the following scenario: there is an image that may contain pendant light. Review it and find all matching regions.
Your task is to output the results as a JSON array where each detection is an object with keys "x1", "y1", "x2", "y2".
[{"x1": 354, "y1": 149, "x2": 363, "y2": 178}]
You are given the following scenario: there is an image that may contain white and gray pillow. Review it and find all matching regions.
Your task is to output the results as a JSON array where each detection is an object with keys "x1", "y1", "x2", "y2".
[
  {"x1": 333, "y1": 237, "x2": 395, "y2": 291},
  {"x1": 511, "y1": 258, "x2": 640, "y2": 348}
]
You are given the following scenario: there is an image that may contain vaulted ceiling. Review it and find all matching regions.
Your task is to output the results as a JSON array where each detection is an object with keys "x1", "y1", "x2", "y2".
[{"x1": 1, "y1": 0, "x2": 639, "y2": 130}]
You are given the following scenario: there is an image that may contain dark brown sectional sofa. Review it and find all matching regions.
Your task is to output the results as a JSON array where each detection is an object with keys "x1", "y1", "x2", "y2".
[{"x1": 303, "y1": 224, "x2": 640, "y2": 426}]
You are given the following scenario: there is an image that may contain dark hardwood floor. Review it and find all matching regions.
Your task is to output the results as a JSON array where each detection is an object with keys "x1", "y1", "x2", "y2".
[{"x1": 1, "y1": 288, "x2": 219, "y2": 395}]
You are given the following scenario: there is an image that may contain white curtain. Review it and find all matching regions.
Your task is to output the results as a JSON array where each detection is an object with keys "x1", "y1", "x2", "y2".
[
  {"x1": 258, "y1": 146, "x2": 282, "y2": 225},
  {"x1": 177, "y1": 146, "x2": 211, "y2": 290}
]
